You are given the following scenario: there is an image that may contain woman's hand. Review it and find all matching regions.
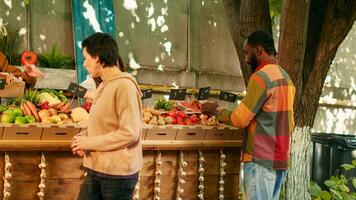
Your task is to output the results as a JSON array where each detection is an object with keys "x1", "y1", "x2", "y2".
[{"x1": 71, "y1": 135, "x2": 85, "y2": 157}]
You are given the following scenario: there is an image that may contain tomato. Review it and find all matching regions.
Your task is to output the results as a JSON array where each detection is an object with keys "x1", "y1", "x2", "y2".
[
  {"x1": 185, "y1": 119, "x2": 193, "y2": 125},
  {"x1": 167, "y1": 111, "x2": 177, "y2": 118},
  {"x1": 171, "y1": 117, "x2": 177, "y2": 124},
  {"x1": 176, "y1": 111, "x2": 186, "y2": 118},
  {"x1": 189, "y1": 114, "x2": 198, "y2": 123}
]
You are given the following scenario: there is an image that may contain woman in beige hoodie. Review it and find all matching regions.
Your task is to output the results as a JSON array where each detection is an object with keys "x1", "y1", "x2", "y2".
[{"x1": 71, "y1": 32, "x2": 142, "y2": 200}]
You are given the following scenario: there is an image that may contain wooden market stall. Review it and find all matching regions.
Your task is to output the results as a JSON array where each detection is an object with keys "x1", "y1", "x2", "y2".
[{"x1": 0, "y1": 123, "x2": 243, "y2": 200}]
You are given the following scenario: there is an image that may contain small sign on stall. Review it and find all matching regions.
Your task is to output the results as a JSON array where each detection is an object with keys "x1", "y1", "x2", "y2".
[
  {"x1": 169, "y1": 89, "x2": 186, "y2": 101},
  {"x1": 141, "y1": 89, "x2": 153, "y2": 100},
  {"x1": 197, "y1": 87, "x2": 210, "y2": 100},
  {"x1": 219, "y1": 91, "x2": 237, "y2": 102},
  {"x1": 67, "y1": 82, "x2": 87, "y2": 98}
]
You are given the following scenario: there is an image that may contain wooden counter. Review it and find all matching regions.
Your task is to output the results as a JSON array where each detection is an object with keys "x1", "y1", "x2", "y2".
[{"x1": 0, "y1": 124, "x2": 242, "y2": 199}]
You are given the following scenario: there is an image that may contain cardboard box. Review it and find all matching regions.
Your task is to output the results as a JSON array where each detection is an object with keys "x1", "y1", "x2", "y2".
[
  {"x1": 141, "y1": 124, "x2": 152, "y2": 140},
  {"x1": 230, "y1": 126, "x2": 243, "y2": 140},
  {"x1": 0, "y1": 78, "x2": 25, "y2": 98},
  {"x1": 1, "y1": 123, "x2": 43, "y2": 140},
  {"x1": 145, "y1": 125, "x2": 178, "y2": 140},
  {"x1": 204, "y1": 126, "x2": 232, "y2": 140},
  {"x1": 41, "y1": 123, "x2": 80, "y2": 140},
  {"x1": 176, "y1": 126, "x2": 206, "y2": 140}
]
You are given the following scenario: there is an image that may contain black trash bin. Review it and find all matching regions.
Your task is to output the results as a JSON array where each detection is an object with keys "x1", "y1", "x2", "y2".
[{"x1": 311, "y1": 133, "x2": 356, "y2": 191}]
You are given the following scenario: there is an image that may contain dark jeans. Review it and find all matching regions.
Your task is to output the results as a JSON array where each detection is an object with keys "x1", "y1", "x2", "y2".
[{"x1": 77, "y1": 174, "x2": 137, "y2": 200}]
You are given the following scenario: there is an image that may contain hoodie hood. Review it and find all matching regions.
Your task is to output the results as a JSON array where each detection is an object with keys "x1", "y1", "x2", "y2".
[{"x1": 100, "y1": 67, "x2": 142, "y2": 97}]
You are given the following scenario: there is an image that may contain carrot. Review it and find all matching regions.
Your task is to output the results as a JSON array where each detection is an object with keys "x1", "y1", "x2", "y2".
[
  {"x1": 21, "y1": 103, "x2": 31, "y2": 116},
  {"x1": 55, "y1": 101, "x2": 66, "y2": 109},
  {"x1": 25, "y1": 101, "x2": 40, "y2": 122},
  {"x1": 60, "y1": 102, "x2": 71, "y2": 113}
]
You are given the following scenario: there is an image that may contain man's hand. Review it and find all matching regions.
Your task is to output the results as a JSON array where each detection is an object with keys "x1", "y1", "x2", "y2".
[
  {"x1": 23, "y1": 64, "x2": 44, "y2": 78},
  {"x1": 201, "y1": 102, "x2": 219, "y2": 116}
]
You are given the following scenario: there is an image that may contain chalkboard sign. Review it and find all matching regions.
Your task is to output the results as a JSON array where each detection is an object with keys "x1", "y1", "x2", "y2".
[
  {"x1": 169, "y1": 89, "x2": 186, "y2": 101},
  {"x1": 0, "y1": 79, "x2": 5, "y2": 90},
  {"x1": 219, "y1": 91, "x2": 237, "y2": 102},
  {"x1": 141, "y1": 89, "x2": 153, "y2": 100},
  {"x1": 67, "y1": 82, "x2": 87, "y2": 98},
  {"x1": 197, "y1": 87, "x2": 210, "y2": 100}
]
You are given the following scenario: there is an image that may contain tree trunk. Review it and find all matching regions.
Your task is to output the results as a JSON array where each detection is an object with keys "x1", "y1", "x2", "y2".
[
  {"x1": 278, "y1": 1, "x2": 312, "y2": 199},
  {"x1": 224, "y1": 0, "x2": 355, "y2": 199},
  {"x1": 279, "y1": 0, "x2": 356, "y2": 199},
  {"x1": 298, "y1": 0, "x2": 356, "y2": 127},
  {"x1": 223, "y1": 0, "x2": 272, "y2": 85}
]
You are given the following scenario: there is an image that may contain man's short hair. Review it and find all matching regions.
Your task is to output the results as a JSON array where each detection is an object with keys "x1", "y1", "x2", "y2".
[
  {"x1": 82, "y1": 32, "x2": 120, "y2": 68},
  {"x1": 247, "y1": 30, "x2": 277, "y2": 56}
]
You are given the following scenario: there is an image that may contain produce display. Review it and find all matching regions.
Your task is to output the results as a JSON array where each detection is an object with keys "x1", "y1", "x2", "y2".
[
  {"x1": 0, "y1": 89, "x2": 89, "y2": 125},
  {"x1": 144, "y1": 96, "x2": 218, "y2": 126},
  {"x1": 0, "y1": 89, "x2": 241, "y2": 142}
]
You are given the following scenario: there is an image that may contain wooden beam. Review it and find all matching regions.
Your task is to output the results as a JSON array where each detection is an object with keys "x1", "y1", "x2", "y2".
[{"x1": 0, "y1": 140, "x2": 243, "y2": 151}]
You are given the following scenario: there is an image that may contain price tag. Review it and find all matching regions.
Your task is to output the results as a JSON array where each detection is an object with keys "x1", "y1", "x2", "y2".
[
  {"x1": 169, "y1": 89, "x2": 186, "y2": 101},
  {"x1": 67, "y1": 82, "x2": 87, "y2": 98},
  {"x1": 0, "y1": 79, "x2": 5, "y2": 90},
  {"x1": 197, "y1": 87, "x2": 210, "y2": 100},
  {"x1": 141, "y1": 89, "x2": 152, "y2": 100},
  {"x1": 219, "y1": 91, "x2": 237, "y2": 102}
]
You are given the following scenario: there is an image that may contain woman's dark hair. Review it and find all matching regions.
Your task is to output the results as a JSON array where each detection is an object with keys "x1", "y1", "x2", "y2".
[
  {"x1": 247, "y1": 30, "x2": 277, "y2": 56},
  {"x1": 82, "y1": 32, "x2": 125, "y2": 71}
]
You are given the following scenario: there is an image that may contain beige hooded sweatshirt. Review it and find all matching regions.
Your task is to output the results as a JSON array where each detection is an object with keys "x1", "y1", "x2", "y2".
[{"x1": 77, "y1": 67, "x2": 142, "y2": 176}]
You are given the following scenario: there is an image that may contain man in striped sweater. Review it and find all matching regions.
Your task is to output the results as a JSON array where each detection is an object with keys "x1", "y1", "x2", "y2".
[{"x1": 202, "y1": 30, "x2": 295, "y2": 200}]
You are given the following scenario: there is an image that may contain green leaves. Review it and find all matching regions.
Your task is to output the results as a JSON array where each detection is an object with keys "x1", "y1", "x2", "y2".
[
  {"x1": 310, "y1": 182, "x2": 322, "y2": 197},
  {"x1": 341, "y1": 164, "x2": 355, "y2": 171},
  {"x1": 0, "y1": 28, "x2": 21, "y2": 65},
  {"x1": 23, "y1": 0, "x2": 30, "y2": 6},
  {"x1": 319, "y1": 191, "x2": 331, "y2": 200},
  {"x1": 310, "y1": 160, "x2": 356, "y2": 200},
  {"x1": 154, "y1": 96, "x2": 173, "y2": 111},
  {"x1": 38, "y1": 44, "x2": 75, "y2": 69}
]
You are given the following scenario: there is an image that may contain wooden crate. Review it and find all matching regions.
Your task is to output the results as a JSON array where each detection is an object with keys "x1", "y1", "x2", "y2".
[
  {"x1": 204, "y1": 126, "x2": 232, "y2": 140},
  {"x1": 41, "y1": 123, "x2": 80, "y2": 140},
  {"x1": 175, "y1": 126, "x2": 206, "y2": 140},
  {"x1": 230, "y1": 126, "x2": 243, "y2": 140},
  {"x1": 141, "y1": 124, "x2": 152, "y2": 140},
  {"x1": 145, "y1": 125, "x2": 178, "y2": 140},
  {"x1": 1, "y1": 123, "x2": 43, "y2": 140}
]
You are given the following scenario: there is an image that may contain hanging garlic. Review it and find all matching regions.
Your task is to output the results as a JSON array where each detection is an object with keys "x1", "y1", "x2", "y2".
[
  {"x1": 37, "y1": 152, "x2": 47, "y2": 200},
  {"x1": 133, "y1": 175, "x2": 140, "y2": 200},
  {"x1": 154, "y1": 151, "x2": 162, "y2": 200},
  {"x1": 219, "y1": 150, "x2": 226, "y2": 200},
  {"x1": 198, "y1": 150, "x2": 205, "y2": 200},
  {"x1": 176, "y1": 151, "x2": 187, "y2": 200},
  {"x1": 3, "y1": 153, "x2": 12, "y2": 200}
]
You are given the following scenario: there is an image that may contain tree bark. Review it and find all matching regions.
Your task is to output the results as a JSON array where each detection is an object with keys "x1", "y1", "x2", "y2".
[
  {"x1": 223, "y1": 0, "x2": 272, "y2": 86},
  {"x1": 279, "y1": 0, "x2": 356, "y2": 199},
  {"x1": 224, "y1": 0, "x2": 355, "y2": 199},
  {"x1": 299, "y1": 0, "x2": 356, "y2": 127},
  {"x1": 278, "y1": 0, "x2": 311, "y2": 122}
]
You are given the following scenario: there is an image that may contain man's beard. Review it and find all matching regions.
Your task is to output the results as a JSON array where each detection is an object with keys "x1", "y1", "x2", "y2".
[{"x1": 250, "y1": 53, "x2": 259, "y2": 72}]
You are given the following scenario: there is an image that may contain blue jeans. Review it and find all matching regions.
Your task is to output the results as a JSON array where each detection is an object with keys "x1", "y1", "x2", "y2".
[
  {"x1": 77, "y1": 173, "x2": 137, "y2": 200},
  {"x1": 243, "y1": 162, "x2": 287, "y2": 200}
]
